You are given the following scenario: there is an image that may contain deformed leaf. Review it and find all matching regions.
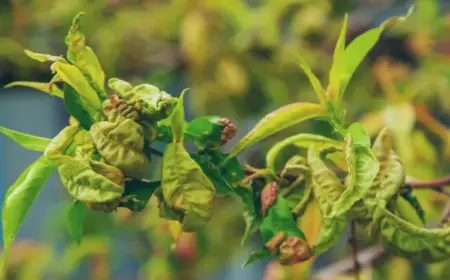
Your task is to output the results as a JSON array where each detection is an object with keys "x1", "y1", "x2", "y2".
[
  {"x1": 51, "y1": 61, "x2": 101, "y2": 110},
  {"x1": 108, "y1": 78, "x2": 133, "y2": 95},
  {"x1": 363, "y1": 128, "x2": 404, "y2": 215},
  {"x1": 161, "y1": 142, "x2": 215, "y2": 231},
  {"x1": 184, "y1": 116, "x2": 225, "y2": 148},
  {"x1": 307, "y1": 146, "x2": 347, "y2": 255},
  {"x1": 1, "y1": 156, "x2": 56, "y2": 267},
  {"x1": 65, "y1": 12, "x2": 105, "y2": 93},
  {"x1": 373, "y1": 206, "x2": 450, "y2": 262},
  {"x1": 265, "y1": 133, "x2": 343, "y2": 172},
  {"x1": 56, "y1": 156, "x2": 124, "y2": 203},
  {"x1": 228, "y1": 102, "x2": 326, "y2": 159},
  {"x1": 24, "y1": 49, "x2": 67, "y2": 63},
  {"x1": 5, "y1": 81, "x2": 64, "y2": 98},
  {"x1": 0, "y1": 126, "x2": 52, "y2": 152},
  {"x1": 330, "y1": 127, "x2": 379, "y2": 217},
  {"x1": 66, "y1": 200, "x2": 87, "y2": 245}
]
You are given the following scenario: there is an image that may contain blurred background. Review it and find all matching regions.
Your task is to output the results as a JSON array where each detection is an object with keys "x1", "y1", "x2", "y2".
[{"x1": 2, "y1": 0, "x2": 450, "y2": 279}]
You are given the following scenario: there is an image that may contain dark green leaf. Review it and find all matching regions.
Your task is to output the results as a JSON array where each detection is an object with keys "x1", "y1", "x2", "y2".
[
  {"x1": 66, "y1": 200, "x2": 87, "y2": 245},
  {"x1": 0, "y1": 126, "x2": 52, "y2": 152},
  {"x1": 119, "y1": 179, "x2": 161, "y2": 211},
  {"x1": 185, "y1": 116, "x2": 224, "y2": 148},
  {"x1": 260, "y1": 196, "x2": 306, "y2": 242},
  {"x1": 1, "y1": 156, "x2": 56, "y2": 266},
  {"x1": 63, "y1": 83, "x2": 95, "y2": 130}
]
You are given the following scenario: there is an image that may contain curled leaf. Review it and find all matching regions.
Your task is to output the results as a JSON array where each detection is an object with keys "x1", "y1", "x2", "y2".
[
  {"x1": 307, "y1": 146, "x2": 347, "y2": 255},
  {"x1": 373, "y1": 206, "x2": 450, "y2": 262},
  {"x1": 0, "y1": 126, "x2": 51, "y2": 152},
  {"x1": 228, "y1": 102, "x2": 326, "y2": 159},
  {"x1": 24, "y1": 49, "x2": 67, "y2": 63},
  {"x1": 108, "y1": 78, "x2": 133, "y2": 95},
  {"x1": 65, "y1": 12, "x2": 105, "y2": 93},
  {"x1": 330, "y1": 127, "x2": 379, "y2": 217},
  {"x1": 266, "y1": 133, "x2": 343, "y2": 172},
  {"x1": 5, "y1": 81, "x2": 64, "y2": 98},
  {"x1": 161, "y1": 142, "x2": 215, "y2": 231},
  {"x1": 89, "y1": 118, "x2": 150, "y2": 179}
]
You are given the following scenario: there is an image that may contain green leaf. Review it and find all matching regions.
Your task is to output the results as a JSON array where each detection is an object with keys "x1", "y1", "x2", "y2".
[
  {"x1": 161, "y1": 142, "x2": 215, "y2": 231},
  {"x1": 296, "y1": 55, "x2": 325, "y2": 105},
  {"x1": 65, "y1": 12, "x2": 106, "y2": 93},
  {"x1": 363, "y1": 128, "x2": 404, "y2": 215},
  {"x1": 63, "y1": 84, "x2": 96, "y2": 130},
  {"x1": 66, "y1": 200, "x2": 87, "y2": 245},
  {"x1": 185, "y1": 116, "x2": 225, "y2": 148},
  {"x1": 266, "y1": 133, "x2": 343, "y2": 172},
  {"x1": 228, "y1": 102, "x2": 326, "y2": 159},
  {"x1": 0, "y1": 126, "x2": 52, "y2": 151},
  {"x1": 5, "y1": 81, "x2": 64, "y2": 98},
  {"x1": 24, "y1": 49, "x2": 67, "y2": 63},
  {"x1": 328, "y1": 14, "x2": 348, "y2": 100},
  {"x1": 1, "y1": 156, "x2": 56, "y2": 267},
  {"x1": 119, "y1": 179, "x2": 161, "y2": 211},
  {"x1": 347, "y1": 122, "x2": 371, "y2": 147},
  {"x1": 307, "y1": 146, "x2": 347, "y2": 255},
  {"x1": 260, "y1": 196, "x2": 306, "y2": 242},
  {"x1": 51, "y1": 61, "x2": 101, "y2": 110},
  {"x1": 330, "y1": 131, "x2": 379, "y2": 217},
  {"x1": 373, "y1": 206, "x2": 450, "y2": 262},
  {"x1": 56, "y1": 157, "x2": 124, "y2": 203},
  {"x1": 108, "y1": 78, "x2": 133, "y2": 95},
  {"x1": 171, "y1": 89, "x2": 189, "y2": 142},
  {"x1": 242, "y1": 248, "x2": 271, "y2": 268},
  {"x1": 338, "y1": 7, "x2": 413, "y2": 101}
]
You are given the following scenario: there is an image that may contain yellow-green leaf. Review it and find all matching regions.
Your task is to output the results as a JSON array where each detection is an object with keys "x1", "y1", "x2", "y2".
[
  {"x1": 328, "y1": 14, "x2": 348, "y2": 100},
  {"x1": 5, "y1": 81, "x2": 64, "y2": 98},
  {"x1": 266, "y1": 133, "x2": 343, "y2": 172},
  {"x1": 171, "y1": 89, "x2": 189, "y2": 142},
  {"x1": 296, "y1": 55, "x2": 325, "y2": 105},
  {"x1": 51, "y1": 61, "x2": 101, "y2": 110},
  {"x1": 65, "y1": 12, "x2": 105, "y2": 92},
  {"x1": 1, "y1": 156, "x2": 56, "y2": 268},
  {"x1": 0, "y1": 126, "x2": 52, "y2": 151},
  {"x1": 338, "y1": 7, "x2": 413, "y2": 101},
  {"x1": 24, "y1": 49, "x2": 67, "y2": 63},
  {"x1": 66, "y1": 200, "x2": 87, "y2": 245},
  {"x1": 228, "y1": 102, "x2": 326, "y2": 159}
]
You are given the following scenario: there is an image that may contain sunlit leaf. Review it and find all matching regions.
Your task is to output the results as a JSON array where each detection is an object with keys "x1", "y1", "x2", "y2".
[
  {"x1": 65, "y1": 12, "x2": 106, "y2": 93},
  {"x1": 228, "y1": 102, "x2": 326, "y2": 159},
  {"x1": 24, "y1": 49, "x2": 67, "y2": 63},
  {"x1": 66, "y1": 201, "x2": 87, "y2": 245},
  {"x1": 266, "y1": 133, "x2": 343, "y2": 172},
  {"x1": 51, "y1": 61, "x2": 101, "y2": 110},
  {"x1": 338, "y1": 7, "x2": 414, "y2": 100},
  {"x1": 5, "y1": 81, "x2": 64, "y2": 98},
  {"x1": 171, "y1": 89, "x2": 189, "y2": 142},
  {"x1": 0, "y1": 126, "x2": 52, "y2": 152},
  {"x1": 328, "y1": 14, "x2": 348, "y2": 100},
  {"x1": 1, "y1": 156, "x2": 56, "y2": 267}
]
